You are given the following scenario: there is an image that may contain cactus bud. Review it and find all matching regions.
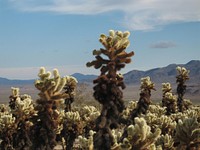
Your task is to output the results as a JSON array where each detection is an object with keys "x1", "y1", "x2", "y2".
[
  {"x1": 109, "y1": 30, "x2": 115, "y2": 37},
  {"x1": 123, "y1": 31, "x2": 130, "y2": 38}
]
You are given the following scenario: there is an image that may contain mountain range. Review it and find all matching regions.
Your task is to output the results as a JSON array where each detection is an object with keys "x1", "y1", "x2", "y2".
[
  {"x1": 124, "y1": 60, "x2": 200, "y2": 84},
  {"x1": 0, "y1": 60, "x2": 200, "y2": 85}
]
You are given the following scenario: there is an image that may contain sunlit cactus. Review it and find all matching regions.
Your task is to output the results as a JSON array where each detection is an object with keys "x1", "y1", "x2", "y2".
[
  {"x1": 80, "y1": 105, "x2": 100, "y2": 136},
  {"x1": 176, "y1": 66, "x2": 190, "y2": 112},
  {"x1": 129, "y1": 76, "x2": 156, "y2": 123},
  {"x1": 86, "y1": 30, "x2": 134, "y2": 150},
  {"x1": 175, "y1": 117, "x2": 200, "y2": 149},
  {"x1": 60, "y1": 111, "x2": 83, "y2": 150},
  {"x1": 112, "y1": 117, "x2": 161, "y2": 150},
  {"x1": 32, "y1": 67, "x2": 68, "y2": 150},
  {"x1": 78, "y1": 130, "x2": 96, "y2": 150},
  {"x1": 162, "y1": 82, "x2": 172, "y2": 106},
  {"x1": 63, "y1": 76, "x2": 78, "y2": 112},
  {"x1": 9, "y1": 87, "x2": 20, "y2": 110},
  {"x1": 0, "y1": 112, "x2": 16, "y2": 150},
  {"x1": 8, "y1": 87, "x2": 35, "y2": 149},
  {"x1": 9, "y1": 88, "x2": 35, "y2": 117},
  {"x1": 148, "y1": 104, "x2": 166, "y2": 117},
  {"x1": 156, "y1": 134, "x2": 175, "y2": 150},
  {"x1": 162, "y1": 83, "x2": 177, "y2": 115}
]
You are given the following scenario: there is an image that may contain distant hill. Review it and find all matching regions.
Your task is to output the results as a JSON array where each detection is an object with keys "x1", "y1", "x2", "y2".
[
  {"x1": 0, "y1": 77, "x2": 34, "y2": 86},
  {"x1": 124, "y1": 60, "x2": 200, "y2": 84},
  {"x1": 71, "y1": 73, "x2": 97, "y2": 83},
  {"x1": 0, "y1": 60, "x2": 199, "y2": 86}
]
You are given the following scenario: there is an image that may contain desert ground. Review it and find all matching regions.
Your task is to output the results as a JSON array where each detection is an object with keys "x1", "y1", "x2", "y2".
[{"x1": 0, "y1": 83, "x2": 199, "y2": 105}]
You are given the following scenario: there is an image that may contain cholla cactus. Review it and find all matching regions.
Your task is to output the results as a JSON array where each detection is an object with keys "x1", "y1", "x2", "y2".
[
  {"x1": 157, "y1": 115, "x2": 176, "y2": 135},
  {"x1": 0, "y1": 113, "x2": 16, "y2": 149},
  {"x1": 0, "y1": 104, "x2": 7, "y2": 114},
  {"x1": 163, "y1": 92, "x2": 177, "y2": 115},
  {"x1": 121, "y1": 101, "x2": 138, "y2": 119},
  {"x1": 81, "y1": 105, "x2": 100, "y2": 122},
  {"x1": 140, "y1": 76, "x2": 156, "y2": 92},
  {"x1": 162, "y1": 82, "x2": 177, "y2": 115},
  {"x1": 116, "y1": 117, "x2": 161, "y2": 150},
  {"x1": 176, "y1": 66, "x2": 190, "y2": 112},
  {"x1": 63, "y1": 76, "x2": 78, "y2": 112},
  {"x1": 162, "y1": 83, "x2": 172, "y2": 104},
  {"x1": 8, "y1": 88, "x2": 35, "y2": 149},
  {"x1": 110, "y1": 129, "x2": 123, "y2": 149},
  {"x1": 9, "y1": 88, "x2": 35, "y2": 117},
  {"x1": 32, "y1": 67, "x2": 68, "y2": 150},
  {"x1": 129, "y1": 76, "x2": 156, "y2": 123},
  {"x1": 156, "y1": 134, "x2": 175, "y2": 150},
  {"x1": 175, "y1": 117, "x2": 200, "y2": 149},
  {"x1": 148, "y1": 105, "x2": 166, "y2": 117},
  {"x1": 78, "y1": 130, "x2": 96, "y2": 150},
  {"x1": 143, "y1": 113, "x2": 176, "y2": 135},
  {"x1": 61, "y1": 111, "x2": 83, "y2": 150},
  {"x1": 80, "y1": 106, "x2": 100, "y2": 136},
  {"x1": 162, "y1": 82, "x2": 172, "y2": 94},
  {"x1": 86, "y1": 30, "x2": 134, "y2": 150},
  {"x1": 64, "y1": 111, "x2": 81, "y2": 122},
  {"x1": 9, "y1": 87, "x2": 20, "y2": 110}
]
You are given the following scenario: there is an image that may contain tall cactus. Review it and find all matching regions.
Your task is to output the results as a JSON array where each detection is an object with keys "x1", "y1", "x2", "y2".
[
  {"x1": 86, "y1": 30, "x2": 134, "y2": 150},
  {"x1": 162, "y1": 83, "x2": 177, "y2": 115},
  {"x1": 176, "y1": 66, "x2": 189, "y2": 112},
  {"x1": 32, "y1": 67, "x2": 68, "y2": 149},
  {"x1": 129, "y1": 76, "x2": 156, "y2": 123},
  {"x1": 63, "y1": 76, "x2": 78, "y2": 112}
]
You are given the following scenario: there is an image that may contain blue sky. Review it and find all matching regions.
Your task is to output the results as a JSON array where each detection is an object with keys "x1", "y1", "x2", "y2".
[{"x1": 0, "y1": 0, "x2": 200, "y2": 79}]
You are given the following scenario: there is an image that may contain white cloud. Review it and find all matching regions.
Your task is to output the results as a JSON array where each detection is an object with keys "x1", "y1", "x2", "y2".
[{"x1": 8, "y1": 0, "x2": 200, "y2": 30}]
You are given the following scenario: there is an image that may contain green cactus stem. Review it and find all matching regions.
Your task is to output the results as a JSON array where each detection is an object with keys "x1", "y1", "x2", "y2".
[
  {"x1": 86, "y1": 30, "x2": 134, "y2": 150},
  {"x1": 176, "y1": 66, "x2": 190, "y2": 112}
]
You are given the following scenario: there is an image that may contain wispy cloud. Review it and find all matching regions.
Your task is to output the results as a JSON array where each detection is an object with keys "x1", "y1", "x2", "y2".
[
  {"x1": 8, "y1": 0, "x2": 200, "y2": 30},
  {"x1": 150, "y1": 41, "x2": 177, "y2": 49}
]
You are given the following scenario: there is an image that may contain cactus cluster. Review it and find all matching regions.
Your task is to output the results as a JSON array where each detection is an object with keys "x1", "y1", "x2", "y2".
[
  {"x1": 162, "y1": 66, "x2": 191, "y2": 115},
  {"x1": 110, "y1": 117, "x2": 161, "y2": 150},
  {"x1": 175, "y1": 117, "x2": 200, "y2": 149},
  {"x1": 0, "y1": 30, "x2": 199, "y2": 150}
]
